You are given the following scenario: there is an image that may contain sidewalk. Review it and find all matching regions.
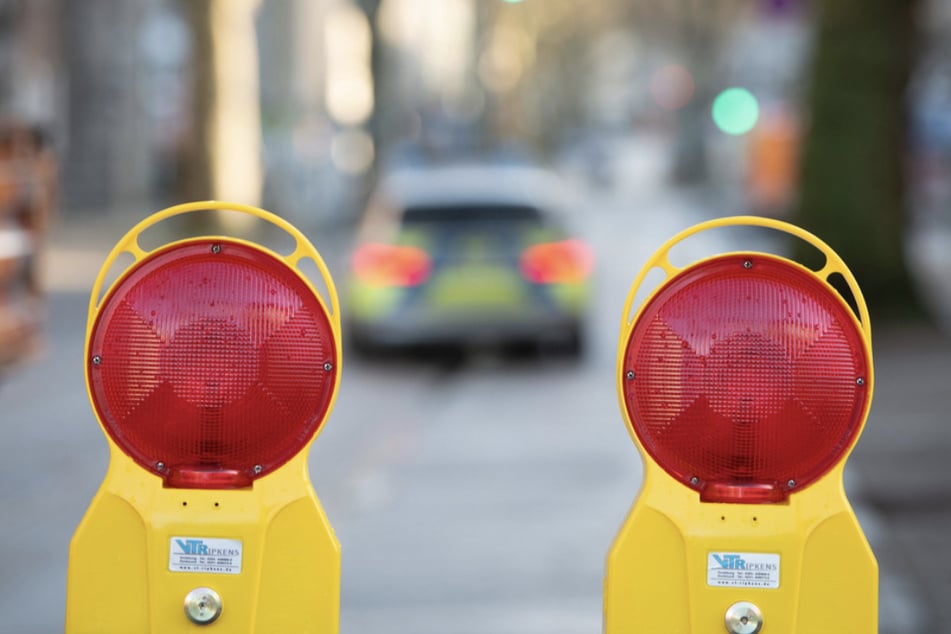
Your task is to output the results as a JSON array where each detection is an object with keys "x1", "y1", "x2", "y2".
[
  {"x1": 42, "y1": 208, "x2": 133, "y2": 293},
  {"x1": 850, "y1": 325, "x2": 951, "y2": 632}
]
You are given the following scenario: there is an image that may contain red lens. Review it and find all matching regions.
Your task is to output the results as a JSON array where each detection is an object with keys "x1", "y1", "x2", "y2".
[
  {"x1": 519, "y1": 239, "x2": 594, "y2": 284},
  {"x1": 88, "y1": 239, "x2": 338, "y2": 488},
  {"x1": 621, "y1": 254, "x2": 869, "y2": 503},
  {"x1": 352, "y1": 243, "x2": 431, "y2": 287}
]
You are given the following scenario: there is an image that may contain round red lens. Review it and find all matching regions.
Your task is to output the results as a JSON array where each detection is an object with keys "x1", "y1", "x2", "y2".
[
  {"x1": 621, "y1": 254, "x2": 869, "y2": 503},
  {"x1": 88, "y1": 240, "x2": 337, "y2": 488}
]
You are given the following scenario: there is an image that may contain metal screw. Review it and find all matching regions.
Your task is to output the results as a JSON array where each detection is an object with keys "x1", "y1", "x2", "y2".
[
  {"x1": 323, "y1": 362, "x2": 334, "y2": 372},
  {"x1": 92, "y1": 355, "x2": 102, "y2": 365},
  {"x1": 211, "y1": 243, "x2": 221, "y2": 254},
  {"x1": 787, "y1": 479, "x2": 796, "y2": 488},
  {"x1": 156, "y1": 462, "x2": 166, "y2": 471},
  {"x1": 856, "y1": 377, "x2": 865, "y2": 386},
  {"x1": 690, "y1": 476, "x2": 700, "y2": 486},
  {"x1": 743, "y1": 260, "x2": 753, "y2": 270},
  {"x1": 253, "y1": 464, "x2": 263, "y2": 474},
  {"x1": 625, "y1": 370, "x2": 635, "y2": 380}
]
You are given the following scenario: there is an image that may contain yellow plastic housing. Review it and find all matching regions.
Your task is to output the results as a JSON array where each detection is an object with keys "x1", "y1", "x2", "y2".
[
  {"x1": 67, "y1": 201, "x2": 342, "y2": 633},
  {"x1": 604, "y1": 216, "x2": 876, "y2": 633}
]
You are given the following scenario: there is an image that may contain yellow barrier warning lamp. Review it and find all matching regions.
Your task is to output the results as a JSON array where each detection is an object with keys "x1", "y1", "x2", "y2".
[
  {"x1": 605, "y1": 216, "x2": 876, "y2": 633},
  {"x1": 67, "y1": 202, "x2": 342, "y2": 633}
]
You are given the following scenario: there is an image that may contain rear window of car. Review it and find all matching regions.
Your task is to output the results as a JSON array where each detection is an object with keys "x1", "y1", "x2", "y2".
[{"x1": 402, "y1": 204, "x2": 544, "y2": 225}]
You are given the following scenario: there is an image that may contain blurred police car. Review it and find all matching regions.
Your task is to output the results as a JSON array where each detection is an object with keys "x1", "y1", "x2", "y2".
[{"x1": 344, "y1": 162, "x2": 592, "y2": 357}]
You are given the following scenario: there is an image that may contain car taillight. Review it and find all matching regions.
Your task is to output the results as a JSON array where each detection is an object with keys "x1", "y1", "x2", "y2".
[
  {"x1": 352, "y1": 242, "x2": 432, "y2": 287},
  {"x1": 620, "y1": 254, "x2": 869, "y2": 504},
  {"x1": 519, "y1": 239, "x2": 594, "y2": 284},
  {"x1": 87, "y1": 239, "x2": 338, "y2": 489}
]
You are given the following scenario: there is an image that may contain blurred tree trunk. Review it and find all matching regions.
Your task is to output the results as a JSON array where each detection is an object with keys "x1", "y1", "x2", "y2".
[
  {"x1": 794, "y1": 0, "x2": 925, "y2": 320},
  {"x1": 354, "y1": 0, "x2": 382, "y2": 160},
  {"x1": 351, "y1": 0, "x2": 382, "y2": 215},
  {"x1": 669, "y1": 8, "x2": 717, "y2": 185},
  {"x1": 62, "y1": 0, "x2": 151, "y2": 211},
  {"x1": 183, "y1": 0, "x2": 215, "y2": 205},
  {"x1": 182, "y1": 0, "x2": 263, "y2": 212},
  {"x1": 624, "y1": 1, "x2": 747, "y2": 185}
]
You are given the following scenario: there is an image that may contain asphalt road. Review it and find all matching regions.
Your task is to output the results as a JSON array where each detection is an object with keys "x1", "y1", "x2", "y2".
[{"x1": 1, "y1": 143, "x2": 949, "y2": 633}]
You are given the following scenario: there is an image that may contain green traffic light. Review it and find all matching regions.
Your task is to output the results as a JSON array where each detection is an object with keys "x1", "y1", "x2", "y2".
[{"x1": 712, "y1": 88, "x2": 760, "y2": 135}]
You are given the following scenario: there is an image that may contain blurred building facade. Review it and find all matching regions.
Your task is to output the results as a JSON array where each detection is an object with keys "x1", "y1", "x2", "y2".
[
  {"x1": 0, "y1": 0, "x2": 182, "y2": 214},
  {"x1": 0, "y1": 0, "x2": 947, "y2": 223}
]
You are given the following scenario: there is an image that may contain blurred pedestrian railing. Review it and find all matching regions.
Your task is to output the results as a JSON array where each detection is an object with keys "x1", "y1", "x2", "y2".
[{"x1": 0, "y1": 120, "x2": 56, "y2": 373}]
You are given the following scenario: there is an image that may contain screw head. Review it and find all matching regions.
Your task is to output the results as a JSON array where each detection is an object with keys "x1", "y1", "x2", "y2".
[
  {"x1": 743, "y1": 259, "x2": 753, "y2": 269},
  {"x1": 253, "y1": 464, "x2": 263, "y2": 474},
  {"x1": 625, "y1": 370, "x2": 635, "y2": 380},
  {"x1": 856, "y1": 377, "x2": 865, "y2": 386},
  {"x1": 323, "y1": 362, "x2": 334, "y2": 372},
  {"x1": 211, "y1": 243, "x2": 222, "y2": 254},
  {"x1": 156, "y1": 461, "x2": 166, "y2": 471},
  {"x1": 690, "y1": 476, "x2": 700, "y2": 486},
  {"x1": 787, "y1": 479, "x2": 796, "y2": 488},
  {"x1": 92, "y1": 355, "x2": 102, "y2": 365}
]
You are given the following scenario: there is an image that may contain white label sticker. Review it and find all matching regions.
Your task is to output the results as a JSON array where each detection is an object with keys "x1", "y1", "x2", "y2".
[
  {"x1": 707, "y1": 552, "x2": 780, "y2": 589},
  {"x1": 169, "y1": 537, "x2": 243, "y2": 575}
]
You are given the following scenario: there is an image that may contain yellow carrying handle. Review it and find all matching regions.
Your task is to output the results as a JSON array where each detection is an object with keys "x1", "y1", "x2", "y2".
[
  {"x1": 619, "y1": 215, "x2": 872, "y2": 340},
  {"x1": 86, "y1": 200, "x2": 341, "y2": 339}
]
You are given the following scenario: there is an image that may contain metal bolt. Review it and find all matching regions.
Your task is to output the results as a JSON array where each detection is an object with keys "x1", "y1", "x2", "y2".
[
  {"x1": 690, "y1": 476, "x2": 700, "y2": 486},
  {"x1": 323, "y1": 362, "x2": 334, "y2": 372},
  {"x1": 725, "y1": 601, "x2": 763, "y2": 634},
  {"x1": 856, "y1": 377, "x2": 865, "y2": 386},
  {"x1": 253, "y1": 464, "x2": 263, "y2": 474},
  {"x1": 625, "y1": 370, "x2": 635, "y2": 380},
  {"x1": 156, "y1": 462, "x2": 165, "y2": 471},
  {"x1": 92, "y1": 355, "x2": 102, "y2": 365},
  {"x1": 743, "y1": 260, "x2": 753, "y2": 270},
  {"x1": 184, "y1": 587, "x2": 222, "y2": 625},
  {"x1": 211, "y1": 243, "x2": 221, "y2": 254},
  {"x1": 787, "y1": 479, "x2": 796, "y2": 488}
]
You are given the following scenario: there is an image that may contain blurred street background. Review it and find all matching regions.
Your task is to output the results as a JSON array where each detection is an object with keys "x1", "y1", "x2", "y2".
[{"x1": 0, "y1": 0, "x2": 950, "y2": 632}]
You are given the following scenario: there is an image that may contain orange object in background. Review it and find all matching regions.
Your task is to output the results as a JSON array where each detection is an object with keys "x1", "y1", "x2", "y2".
[
  {"x1": 0, "y1": 120, "x2": 57, "y2": 372},
  {"x1": 748, "y1": 107, "x2": 800, "y2": 216}
]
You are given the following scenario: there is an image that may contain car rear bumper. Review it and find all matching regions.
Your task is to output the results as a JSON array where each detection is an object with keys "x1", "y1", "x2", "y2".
[{"x1": 346, "y1": 310, "x2": 583, "y2": 350}]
